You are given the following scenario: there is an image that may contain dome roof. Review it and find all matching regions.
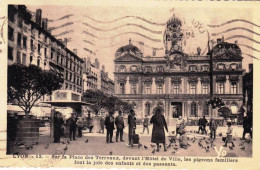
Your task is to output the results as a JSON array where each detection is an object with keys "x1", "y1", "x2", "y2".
[
  {"x1": 212, "y1": 41, "x2": 242, "y2": 59},
  {"x1": 115, "y1": 40, "x2": 142, "y2": 58},
  {"x1": 166, "y1": 15, "x2": 182, "y2": 28}
]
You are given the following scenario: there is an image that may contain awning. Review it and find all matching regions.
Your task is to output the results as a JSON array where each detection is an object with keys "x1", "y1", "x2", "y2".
[{"x1": 41, "y1": 101, "x2": 93, "y2": 107}]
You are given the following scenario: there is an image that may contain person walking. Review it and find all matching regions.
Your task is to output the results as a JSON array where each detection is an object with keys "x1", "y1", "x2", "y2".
[
  {"x1": 201, "y1": 116, "x2": 208, "y2": 134},
  {"x1": 128, "y1": 109, "x2": 135, "y2": 146},
  {"x1": 115, "y1": 111, "x2": 125, "y2": 142},
  {"x1": 99, "y1": 116, "x2": 105, "y2": 134},
  {"x1": 53, "y1": 111, "x2": 64, "y2": 143},
  {"x1": 223, "y1": 122, "x2": 235, "y2": 147},
  {"x1": 242, "y1": 113, "x2": 252, "y2": 140},
  {"x1": 77, "y1": 117, "x2": 83, "y2": 138},
  {"x1": 150, "y1": 109, "x2": 168, "y2": 152},
  {"x1": 87, "y1": 111, "x2": 94, "y2": 133},
  {"x1": 176, "y1": 116, "x2": 184, "y2": 136},
  {"x1": 198, "y1": 117, "x2": 203, "y2": 134},
  {"x1": 105, "y1": 111, "x2": 115, "y2": 143},
  {"x1": 209, "y1": 117, "x2": 218, "y2": 140},
  {"x1": 67, "y1": 113, "x2": 77, "y2": 141},
  {"x1": 142, "y1": 115, "x2": 149, "y2": 134}
]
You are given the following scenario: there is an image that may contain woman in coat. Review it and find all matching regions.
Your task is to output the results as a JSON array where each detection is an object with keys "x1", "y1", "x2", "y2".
[{"x1": 150, "y1": 109, "x2": 168, "y2": 152}]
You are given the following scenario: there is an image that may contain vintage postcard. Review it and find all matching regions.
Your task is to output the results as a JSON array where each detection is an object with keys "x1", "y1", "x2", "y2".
[{"x1": 0, "y1": 0, "x2": 260, "y2": 169}]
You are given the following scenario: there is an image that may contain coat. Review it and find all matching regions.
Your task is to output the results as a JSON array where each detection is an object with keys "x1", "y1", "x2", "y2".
[
  {"x1": 150, "y1": 114, "x2": 168, "y2": 143},
  {"x1": 209, "y1": 120, "x2": 218, "y2": 130},
  {"x1": 128, "y1": 114, "x2": 135, "y2": 128},
  {"x1": 66, "y1": 117, "x2": 77, "y2": 129},
  {"x1": 105, "y1": 115, "x2": 115, "y2": 130},
  {"x1": 143, "y1": 118, "x2": 149, "y2": 127},
  {"x1": 115, "y1": 115, "x2": 124, "y2": 129},
  {"x1": 226, "y1": 127, "x2": 233, "y2": 142}
]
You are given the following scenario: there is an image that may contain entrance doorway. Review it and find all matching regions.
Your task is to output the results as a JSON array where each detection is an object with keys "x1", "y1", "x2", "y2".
[{"x1": 171, "y1": 102, "x2": 182, "y2": 118}]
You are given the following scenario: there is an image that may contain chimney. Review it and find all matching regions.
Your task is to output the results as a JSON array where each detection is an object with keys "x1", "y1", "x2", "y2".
[
  {"x1": 249, "y1": 64, "x2": 253, "y2": 72},
  {"x1": 63, "y1": 38, "x2": 68, "y2": 47},
  {"x1": 102, "y1": 65, "x2": 105, "y2": 72},
  {"x1": 234, "y1": 40, "x2": 238, "y2": 45},
  {"x1": 73, "y1": 49, "x2": 77, "y2": 55},
  {"x1": 36, "y1": 9, "x2": 42, "y2": 26},
  {"x1": 95, "y1": 58, "x2": 100, "y2": 69},
  {"x1": 42, "y1": 18, "x2": 48, "y2": 30},
  {"x1": 217, "y1": 38, "x2": 222, "y2": 44}
]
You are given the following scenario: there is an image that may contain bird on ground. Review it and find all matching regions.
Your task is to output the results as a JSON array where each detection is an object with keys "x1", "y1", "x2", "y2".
[
  {"x1": 239, "y1": 142, "x2": 245, "y2": 146},
  {"x1": 150, "y1": 144, "x2": 156, "y2": 148},
  {"x1": 171, "y1": 131, "x2": 175, "y2": 135},
  {"x1": 192, "y1": 139, "x2": 196, "y2": 143},
  {"x1": 198, "y1": 141, "x2": 202, "y2": 147},
  {"x1": 25, "y1": 145, "x2": 30, "y2": 150},
  {"x1": 229, "y1": 146, "x2": 234, "y2": 150},
  {"x1": 218, "y1": 133, "x2": 222, "y2": 137},
  {"x1": 246, "y1": 139, "x2": 251, "y2": 143},
  {"x1": 173, "y1": 146, "x2": 179, "y2": 151},
  {"x1": 187, "y1": 137, "x2": 190, "y2": 140},
  {"x1": 62, "y1": 141, "x2": 66, "y2": 144},
  {"x1": 171, "y1": 151, "x2": 176, "y2": 155},
  {"x1": 44, "y1": 144, "x2": 49, "y2": 149},
  {"x1": 240, "y1": 146, "x2": 245, "y2": 150},
  {"x1": 85, "y1": 139, "x2": 89, "y2": 143},
  {"x1": 29, "y1": 145, "x2": 33, "y2": 149},
  {"x1": 205, "y1": 147, "x2": 210, "y2": 152},
  {"x1": 167, "y1": 143, "x2": 172, "y2": 149},
  {"x1": 67, "y1": 140, "x2": 71, "y2": 144},
  {"x1": 144, "y1": 145, "x2": 148, "y2": 150},
  {"x1": 109, "y1": 151, "x2": 113, "y2": 155},
  {"x1": 233, "y1": 138, "x2": 236, "y2": 141},
  {"x1": 152, "y1": 149, "x2": 156, "y2": 154},
  {"x1": 64, "y1": 144, "x2": 68, "y2": 151},
  {"x1": 159, "y1": 145, "x2": 162, "y2": 148}
]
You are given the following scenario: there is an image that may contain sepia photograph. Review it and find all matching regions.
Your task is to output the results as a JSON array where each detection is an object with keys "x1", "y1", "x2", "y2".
[{"x1": 1, "y1": 0, "x2": 260, "y2": 168}]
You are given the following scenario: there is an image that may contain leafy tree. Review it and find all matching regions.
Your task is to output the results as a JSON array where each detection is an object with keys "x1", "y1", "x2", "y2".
[
  {"x1": 82, "y1": 89, "x2": 108, "y2": 115},
  {"x1": 207, "y1": 97, "x2": 225, "y2": 117},
  {"x1": 8, "y1": 64, "x2": 64, "y2": 116},
  {"x1": 120, "y1": 101, "x2": 134, "y2": 114},
  {"x1": 104, "y1": 96, "x2": 121, "y2": 113}
]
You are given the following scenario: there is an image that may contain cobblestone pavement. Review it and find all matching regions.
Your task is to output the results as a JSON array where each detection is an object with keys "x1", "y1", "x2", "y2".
[{"x1": 13, "y1": 125, "x2": 252, "y2": 157}]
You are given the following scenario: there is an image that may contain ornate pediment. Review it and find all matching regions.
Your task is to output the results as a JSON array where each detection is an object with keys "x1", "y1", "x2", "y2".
[
  {"x1": 143, "y1": 77, "x2": 153, "y2": 84},
  {"x1": 229, "y1": 75, "x2": 239, "y2": 81},
  {"x1": 188, "y1": 77, "x2": 198, "y2": 83},
  {"x1": 129, "y1": 76, "x2": 139, "y2": 84},
  {"x1": 171, "y1": 77, "x2": 182, "y2": 84},
  {"x1": 155, "y1": 77, "x2": 165, "y2": 84},
  {"x1": 212, "y1": 42, "x2": 242, "y2": 60},
  {"x1": 114, "y1": 53, "x2": 143, "y2": 62},
  {"x1": 201, "y1": 77, "x2": 210, "y2": 83},
  {"x1": 216, "y1": 75, "x2": 226, "y2": 82},
  {"x1": 117, "y1": 76, "x2": 127, "y2": 83}
]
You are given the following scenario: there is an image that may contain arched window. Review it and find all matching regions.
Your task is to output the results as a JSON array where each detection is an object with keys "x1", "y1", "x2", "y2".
[
  {"x1": 130, "y1": 65, "x2": 138, "y2": 72},
  {"x1": 230, "y1": 63, "x2": 238, "y2": 70},
  {"x1": 217, "y1": 63, "x2": 225, "y2": 70},
  {"x1": 144, "y1": 66, "x2": 152, "y2": 73},
  {"x1": 119, "y1": 83, "x2": 125, "y2": 94},
  {"x1": 191, "y1": 102, "x2": 197, "y2": 117},
  {"x1": 203, "y1": 102, "x2": 209, "y2": 116},
  {"x1": 145, "y1": 102, "x2": 151, "y2": 116},
  {"x1": 30, "y1": 55, "x2": 33, "y2": 63},
  {"x1": 37, "y1": 58, "x2": 40, "y2": 66}
]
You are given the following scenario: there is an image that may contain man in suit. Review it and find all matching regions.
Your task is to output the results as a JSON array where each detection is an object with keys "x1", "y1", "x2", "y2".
[
  {"x1": 67, "y1": 113, "x2": 77, "y2": 141},
  {"x1": 115, "y1": 110, "x2": 125, "y2": 142},
  {"x1": 128, "y1": 109, "x2": 135, "y2": 146},
  {"x1": 54, "y1": 111, "x2": 64, "y2": 143},
  {"x1": 105, "y1": 111, "x2": 115, "y2": 143},
  {"x1": 209, "y1": 117, "x2": 218, "y2": 140}
]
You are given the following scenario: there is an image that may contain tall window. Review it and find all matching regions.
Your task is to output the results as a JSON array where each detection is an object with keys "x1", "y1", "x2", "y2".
[
  {"x1": 172, "y1": 83, "x2": 179, "y2": 94},
  {"x1": 8, "y1": 46, "x2": 13, "y2": 60},
  {"x1": 119, "y1": 83, "x2": 125, "y2": 94},
  {"x1": 202, "y1": 83, "x2": 208, "y2": 94},
  {"x1": 230, "y1": 82, "x2": 237, "y2": 94},
  {"x1": 31, "y1": 40, "x2": 33, "y2": 51},
  {"x1": 131, "y1": 84, "x2": 137, "y2": 94},
  {"x1": 18, "y1": 18, "x2": 23, "y2": 28},
  {"x1": 119, "y1": 65, "x2": 126, "y2": 72},
  {"x1": 145, "y1": 84, "x2": 151, "y2": 94},
  {"x1": 8, "y1": 26, "x2": 14, "y2": 41},
  {"x1": 37, "y1": 58, "x2": 40, "y2": 66},
  {"x1": 16, "y1": 51, "x2": 21, "y2": 64},
  {"x1": 8, "y1": 8, "x2": 15, "y2": 22},
  {"x1": 157, "y1": 84, "x2": 163, "y2": 94},
  {"x1": 38, "y1": 43, "x2": 41, "y2": 54},
  {"x1": 218, "y1": 82, "x2": 225, "y2": 94},
  {"x1": 190, "y1": 83, "x2": 196, "y2": 94},
  {"x1": 51, "y1": 49, "x2": 54, "y2": 59},
  {"x1": 17, "y1": 33, "x2": 22, "y2": 46},
  {"x1": 23, "y1": 36, "x2": 27, "y2": 49},
  {"x1": 57, "y1": 53, "x2": 60, "y2": 63},
  {"x1": 191, "y1": 102, "x2": 197, "y2": 116},
  {"x1": 22, "y1": 53, "x2": 26, "y2": 65},
  {"x1": 44, "y1": 47, "x2": 47, "y2": 58},
  {"x1": 203, "y1": 102, "x2": 209, "y2": 116}
]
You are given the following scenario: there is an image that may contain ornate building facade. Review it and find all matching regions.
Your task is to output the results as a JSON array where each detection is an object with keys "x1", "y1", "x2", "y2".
[{"x1": 114, "y1": 15, "x2": 244, "y2": 124}]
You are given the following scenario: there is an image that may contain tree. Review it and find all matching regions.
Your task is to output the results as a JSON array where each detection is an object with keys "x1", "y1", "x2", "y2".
[
  {"x1": 82, "y1": 89, "x2": 108, "y2": 115},
  {"x1": 120, "y1": 101, "x2": 134, "y2": 114},
  {"x1": 104, "y1": 96, "x2": 122, "y2": 113},
  {"x1": 8, "y1": 64, "x2": 64, "y2": 116},
  {"x1": 207, "y1": 97, "x2": 225, "y2": 117}
]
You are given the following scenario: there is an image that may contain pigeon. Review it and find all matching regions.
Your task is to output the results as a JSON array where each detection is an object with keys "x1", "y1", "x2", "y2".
[
  {"x1": 240, "y1": 146, "x2": 245, "y2": 150},
  {"x1": 173, "y1": 146, "x2": 179, "y2": 151},
  {"x1": 67, "y1": 140, "x2": 71, "y2": 144},
  {"x1": 159, "y1": 145, "x2": 162, "y2": 148},
  {"x1": 171, "y1": 131, "x2": 175, "y2": 135},
  {"x1": 233, "y1": 138, "x2": 236, "y2": 141},
  {"x1": 64, "y1": 144, "x2": 68, "y2": 151},
  {"x1": 205, "y1": 147, "x2": 210, "y2": 152},
  {"x1": 192, "y1": 139, "x2": 196, "y2": 143},
  {"x1": 171, "y1": 151, "x2": 176, "y2": 155},
  {"x1": 109, "y1": 151, "x2": 113, "y2": 155},
  {"x1": 198, "y1": 141, "x2": 202, "y2": 147},
  {"x1": 246, "y1": 139, "x2": 251, "y2": 144},
  {"x1": 62, "y1": 141, "x2": 66, "y2": 144},
  {"x1": 144, "y1": 145, "x2": 148, "y2": 150},
  {"x1": 218, "y1": 132, "x2": 222, "y2": 137},
  {"x1": 44, "y1": 144, "x2": 49, "y2": 149},
  {"x1": 239, "y1": 142, "x2": 244, "y2": 146},
  {"x1": 229, "y1": 146, "x2": 234, "y2": 150},
  {"x1": 150, "y1": 144, "x2": 156, "y2": 148},
  {"x1": 25, "y1": 145, "x2": 30, "y2": 150},
  {"x1": 151, "y1": 149, "x2": 156, "y2": 154},
  {"x1": 85, "y1": 139, "x2": 89, "y2": 143},
  {"x1": 29, "y1": 145, "x2": 33, "y2": 149},
  {"x1": 167, "y1": 143, "x2": 172, "y2": 149}
]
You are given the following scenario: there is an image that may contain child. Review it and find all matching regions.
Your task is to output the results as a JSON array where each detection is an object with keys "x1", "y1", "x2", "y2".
[
  {"x1": 223, "y1": 122, "x2": 235, "y2": 147},
  {"x1": 142, "y1": 115, "x2": 149, "y2": 134}
]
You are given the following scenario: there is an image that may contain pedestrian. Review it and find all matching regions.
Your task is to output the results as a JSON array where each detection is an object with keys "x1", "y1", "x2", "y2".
[
  {"x1": 223, "y1": 122, "x2": 235, "y2": 147},
  {"x1": 77, "y1": 117, "x2": 83, "y2": 138},
  {"x1": 142, "y1": 115, "x2": 149, "y2": 134},
  {"x1": 67, "y1": 113, "x2": 77, "y2": 141},
  {"x1": 209, "y1": 117, "x2": 218, "y2": 140},
  {"x1": 150, "y1": 109, "x2": 168, "y2": 152},
  {"x1": 105, "y1": 111, "x2": 115, "y2": 143},
  {"x1": 53, "y1": 111, "x2": 64, "y2": 143},
  {"x1": 87, "y1": 110, "x2": 94, "y2": 133},
  {"x1": 176, "y1": 116, "x2": 184, "y2": 136},
  {"x1": 197, "y1": 117, "x2": 203, "y2": 134},
  {"x1": 99, "y1": 116, "x2": 105, "y2": 134},
  {"x1": 201, "y1": 116, "x2": 208, "y2": 134},
  {"x1": 115, "y1": 110, "x2": 125, "y2": 142},
  {"x1": 242, "y1": 113, "x2": 252, "y2": 140},
  {"x1": 128, "y1": 109, "x2": 135, "y2": 146}
]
